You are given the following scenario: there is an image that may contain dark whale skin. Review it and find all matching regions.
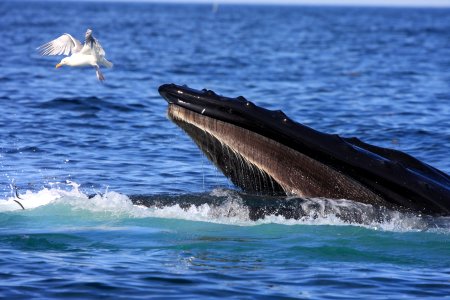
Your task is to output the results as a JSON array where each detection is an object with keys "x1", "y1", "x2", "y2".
[{"x1": 159, "y1": 83, "x2": 450, "y2": 216}]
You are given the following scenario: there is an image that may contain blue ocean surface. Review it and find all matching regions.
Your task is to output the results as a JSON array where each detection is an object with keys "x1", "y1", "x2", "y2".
[{"x1": 1, "y1": 1, "x2": 450, "y2": 298}]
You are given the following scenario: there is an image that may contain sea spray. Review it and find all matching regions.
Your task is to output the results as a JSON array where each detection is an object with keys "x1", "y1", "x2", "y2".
[{"x1": 0, "y1": 183, "x2": 442, "y2": 232}]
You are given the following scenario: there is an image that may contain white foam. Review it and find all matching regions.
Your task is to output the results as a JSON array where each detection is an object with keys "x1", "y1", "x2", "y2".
[
  {"x1": 0, "y1": 186, "x2": 71, "y2": 212},
  {"x1": 0, "y1": 183, "x2": 446, "y2": 232}
]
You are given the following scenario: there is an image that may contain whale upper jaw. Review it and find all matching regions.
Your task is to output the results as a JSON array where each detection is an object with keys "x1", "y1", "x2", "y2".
[
  {"x1": 158, "y1": 83, "x2": 256, "y2": 128},
  {"x1": 159, "y1": 83, "x2": 450, "y2": 216}
]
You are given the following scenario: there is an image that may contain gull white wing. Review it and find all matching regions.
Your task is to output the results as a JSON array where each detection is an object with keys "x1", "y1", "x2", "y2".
[{"x1": 37, "y1": 34, "x2": 83, "y2": 56}]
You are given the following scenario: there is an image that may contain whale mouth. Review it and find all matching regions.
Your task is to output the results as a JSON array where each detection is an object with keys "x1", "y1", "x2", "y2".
[
  {"x1": 160, "y1": 84, "x2": 388, "y2": 205},
  {"x1": 166, "y1": 100, "x2": 388, "y2": 203},
  {"x1": 159, "y1": 83, "x2": 450, "y2": 216},
  {"x1": 166, "y1": 104, "x2": 285, "y2": 196},
  {"x1": 159, "y1": 83, "x2": 292, "y2": 196}
]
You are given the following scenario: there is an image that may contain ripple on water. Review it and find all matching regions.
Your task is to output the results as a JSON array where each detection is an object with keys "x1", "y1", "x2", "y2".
[{"x1": 0, "y1": 2, "x2": 449, "y2": 299}]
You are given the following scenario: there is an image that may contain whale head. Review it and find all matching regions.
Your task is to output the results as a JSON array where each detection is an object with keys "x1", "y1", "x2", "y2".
[{"x1": 159, "y1": 83, "x2": 450, "y2": 216}]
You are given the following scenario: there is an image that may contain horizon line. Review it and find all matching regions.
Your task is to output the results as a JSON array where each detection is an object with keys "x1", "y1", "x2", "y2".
[{"x1": 11, "y1": 0, "x2": 450, "y2": 8}]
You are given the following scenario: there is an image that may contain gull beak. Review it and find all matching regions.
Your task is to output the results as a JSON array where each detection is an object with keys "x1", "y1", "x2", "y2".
[{"x1": 55, "y1": 63, "x2": 62, "y2": 69}]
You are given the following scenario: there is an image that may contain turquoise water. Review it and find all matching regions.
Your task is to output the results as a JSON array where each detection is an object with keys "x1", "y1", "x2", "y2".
[
  {"x1": 1, "y1": 1, "x2": 450, "y2": 298},
  {"x1": 1, "y1": 188, "x2": 450, "y2": 299},
  {"x1": 1, "y1": 189, "x2": 449, "y2": 298}
]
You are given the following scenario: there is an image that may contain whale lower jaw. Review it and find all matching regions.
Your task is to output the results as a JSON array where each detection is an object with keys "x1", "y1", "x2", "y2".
[{"x1": 168, "y1": 104, "x2": 390, "y2": 207}]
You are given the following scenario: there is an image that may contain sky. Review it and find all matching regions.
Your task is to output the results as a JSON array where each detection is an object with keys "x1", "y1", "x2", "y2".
[{"x1": 114, "y1": 0, "x2": 450, "y2": 7}]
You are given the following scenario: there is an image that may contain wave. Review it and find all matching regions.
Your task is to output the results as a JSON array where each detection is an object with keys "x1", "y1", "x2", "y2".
[
  {"x1": 2, "y1": 146, "x2": 43, "y2": 154},
  {"x1": 0, "y1": 182, "x2": 448, "y2": 232},
  {"x1": 36, "y1": 97, "x2": 135, "y2": 113}
]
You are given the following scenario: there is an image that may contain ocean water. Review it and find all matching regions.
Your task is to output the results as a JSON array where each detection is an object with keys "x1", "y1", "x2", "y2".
[{"x1": 1, "y1": 1, "x2": 450, "y2": 298}]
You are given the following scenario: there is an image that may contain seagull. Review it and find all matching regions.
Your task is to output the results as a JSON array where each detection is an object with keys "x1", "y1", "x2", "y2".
[{"x1": 37, "y1": 29, "x2": 113, "y2": 81}]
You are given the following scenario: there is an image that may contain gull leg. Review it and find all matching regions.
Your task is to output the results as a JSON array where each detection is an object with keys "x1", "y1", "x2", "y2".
[{"x1": 94, "y1": 65, "x2": 105, "y2": 81}]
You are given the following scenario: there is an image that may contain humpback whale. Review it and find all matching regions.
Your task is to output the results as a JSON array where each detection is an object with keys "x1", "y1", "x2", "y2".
[{"x1": 158, "y1": 83, "x2": 450, "y2": 216}]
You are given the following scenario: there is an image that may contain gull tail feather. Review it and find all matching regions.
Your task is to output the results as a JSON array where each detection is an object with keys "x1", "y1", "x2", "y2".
[{"x1": 101, "y1": 58, "x2": 113, "y2": 68}]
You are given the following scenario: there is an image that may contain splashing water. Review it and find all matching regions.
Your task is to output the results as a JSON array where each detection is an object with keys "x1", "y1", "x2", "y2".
[{"x1": 1, "y1": 182, "x2": 447, "y2": 233}]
